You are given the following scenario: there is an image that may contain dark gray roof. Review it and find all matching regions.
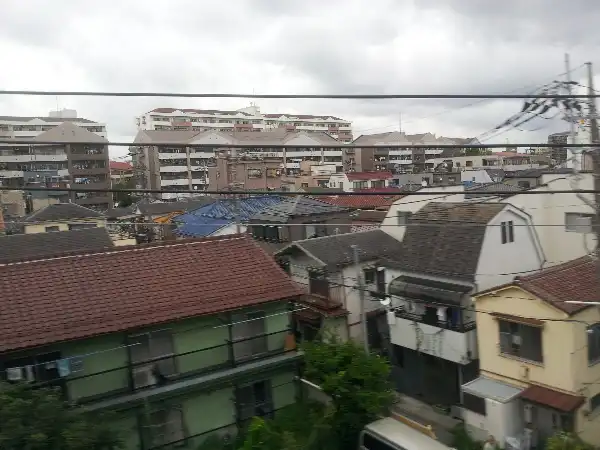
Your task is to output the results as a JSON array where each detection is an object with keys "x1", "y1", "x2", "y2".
[
  {"x1": 23, "y1": 203, "x2": 105, "y2": 223},
  {"x1": 383, "y1": 202, "x2": 507, "y2": 281},
  {"x1": 484, "y1": 168, "x2": 505, "y2": 180},
  {"x1": 106, "y1": 205, "x2": 137, "y2": 219},
  {"x1": 0, "y1": 115, "x2": 97, "y2": 124},
  {"x1": 33, "y1": 122, "x2": 108, "y2": 143},
  {"x1": 137, "y1": 198, "x2": 214, "y2": 216},
  {"x1": 297, "y1": 187, "x2": 343, "y2": 193},
  {"x1": 465, "y1": 182, "x2": 523, "y2": 199},
  {"x1": 276, "y1": 229, "x2": 404, "y2": 268},
  {"x1": 250, "y1": 196, "x2": 350, "y2": 223},
  {"x1": 503, "y1": 168, "x2": 575, "y2": 178},
  {"x1": 0, "y1": 227, "x2": 114, "y2": 264}
]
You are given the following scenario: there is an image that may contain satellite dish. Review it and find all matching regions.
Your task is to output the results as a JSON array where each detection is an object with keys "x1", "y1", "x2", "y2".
[{"x1": 379, "y1": 297, "x2": 391, "y2": 307}]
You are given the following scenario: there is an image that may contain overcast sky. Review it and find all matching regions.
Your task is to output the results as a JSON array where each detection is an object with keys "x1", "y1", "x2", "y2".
[{"x1": 1, "y1": 0, "x2": 599, "y2": 159}]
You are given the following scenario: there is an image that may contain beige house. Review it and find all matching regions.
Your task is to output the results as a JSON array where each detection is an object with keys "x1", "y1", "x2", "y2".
[
  {"x1": 21, "y1": 203, "x2": 106, "y2": 234},
  {"x1": 462, "y1": 257, "x2": 600, "y2": 448}
]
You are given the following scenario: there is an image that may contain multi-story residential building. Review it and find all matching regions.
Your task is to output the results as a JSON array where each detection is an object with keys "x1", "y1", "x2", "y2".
[
  {"x1": 350, "y1": 132, "x2": 475, "y2": 173},
  {"x1": 0, "y1": 122, "x2": 111, "y2": 211},
  {"x1": 425, "y1": 152, "x2": 550, "y2": 173},
  {"x1": 131, "y1": 129, "x2": 345, "y2": 200},
  {"x1": 381, "y1": 202, "x2": 545, "y2": 407},
  {"x1": 547, "y1": 131, "x2": 569, "y2": 165},
  {"x1": 463, "y1": 257, "x2": 600, "y2": 447},
  {"x1": 136, "y1": 105, "x2": 353, "y2": 142},
  {"x1": 0, "y1": 109, "x2": 107, "y2": 140},
  {"x1": 280, "y1": 161, "x2": 337, "y2": 192},
  {"x1": 207, "y1": 152, "x2": 284, "y2": 191},
  {"x1": 328, "y1": 171, "x2": 394, "y2": 192},
  {"x1": 0, "y1": 235, "x2": 304, "y2": 449},
  {"x1": 275, "y1": 229, "x2": 404, "y2": 345}
]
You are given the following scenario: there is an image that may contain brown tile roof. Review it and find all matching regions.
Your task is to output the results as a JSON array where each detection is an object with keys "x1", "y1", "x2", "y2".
[
  {"x1": 316, "y1": 194, "x2": 401, "y2": 209},
  {"x1": 0, "y1": 235, "x2": 303, "y2": 353},
  {"x1": 520, "y1": 385, "x2": 584, "y2": 412},
  {"x1": 513, "y1": 256, "x2": 599, "y2": 315}
]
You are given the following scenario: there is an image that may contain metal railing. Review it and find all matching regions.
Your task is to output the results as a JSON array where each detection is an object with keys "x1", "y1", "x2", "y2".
[{"x1": 394, "y1": 307, "x2": 476, "y2": 333}]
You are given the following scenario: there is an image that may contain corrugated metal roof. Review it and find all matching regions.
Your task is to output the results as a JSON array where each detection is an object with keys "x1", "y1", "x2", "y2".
[
  {"x1": 462, "y1": 377, "x2": 523, "y2": 403},
  {"x1": 250, "y1": 196, "x2": 350, "y2": 223}
]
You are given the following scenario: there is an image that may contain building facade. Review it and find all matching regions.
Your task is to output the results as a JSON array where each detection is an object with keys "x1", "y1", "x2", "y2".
[{"x1": 135, "y1": 105, "x2": 353, "y2": 142}]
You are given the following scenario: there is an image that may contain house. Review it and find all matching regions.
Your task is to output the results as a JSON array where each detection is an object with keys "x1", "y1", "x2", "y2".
[
  {"x1": 328, "y1": 171, "x2": 394, "y2": 192},
  {"x1": 247, "y1": 196, "x2": 352, "y2": 243},
  {"x1": 0, "y1": 227, "x2": 114, "y2": 263},
  {"x1": 462, "y1": 257, "x2": 600, "y2": 447},
  {"x1": 110, "y1": 160, "x2": 134, "y2": 183},
  {"x1": 0, "y1": 235, "x2": 304, "y2": 449},
  {"x1": 135, "y1": 198, "x2": 214, "y2": 223},
  {"x1": 381, "y1": 202, "x2": 545, "y2": 408},
  {"x1": 19, "y1": 203, "x2": 107, "y2": 234},
  {"x1": 175, "y1": 196, "x2": 284, "y2": 238},
  {"x1": 275, "y1": 229, "x2": 404, "y2": 346},
  {"x1": 316, "y1": 193, "x2": 403, "y2": 210}
]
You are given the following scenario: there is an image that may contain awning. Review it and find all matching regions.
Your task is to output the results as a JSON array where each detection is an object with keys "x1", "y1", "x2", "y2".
[
  {"x1": 520, "y1": 385, "x2": 584, "y2": 413},
  {"x1": 389, "y1": 275, "x2": 472, "y2": 306},
  {"x1": 462, "y1": 376, "x2": 524, "y2": 403}
]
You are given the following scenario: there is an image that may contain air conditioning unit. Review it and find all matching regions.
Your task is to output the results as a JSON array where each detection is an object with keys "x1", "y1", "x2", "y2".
[{"x1": 133, "y1": 366, "x2": 157, "y2": 388}]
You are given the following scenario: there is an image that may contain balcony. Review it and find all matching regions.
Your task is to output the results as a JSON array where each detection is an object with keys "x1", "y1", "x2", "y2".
[
  {"x1": 160, "y1": 165, "x2": 188, "y2": 172},
  {"x1": 388, "y1": 307, "x2": 477, "y2": 364},
  {"x1": 161, "y1": 178, "x2": 189, "y2": 186},
  {"x1": 159, "y1": 152, "x2": 187, "y2": 160},
  {"x1": 60, "y1": 330, "x2": 299, "y2": 411},
  {"x1": 0, "y1": 154, "x2": 67, "y2": 162}
]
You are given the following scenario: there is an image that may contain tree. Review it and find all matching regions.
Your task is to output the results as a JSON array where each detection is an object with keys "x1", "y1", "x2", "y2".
[
  {"x1": 113, "y1": 177, "x2": 137, "y2": 208},
  {"x1": 546, "y1": 431, "x2": 594, "y2": 450},
  {"x1": 239, "y1": 339, "x2": 394, "y2": 450},
  {"x1": 0, "y1": 382, "x2": 123, "y2": 450}
]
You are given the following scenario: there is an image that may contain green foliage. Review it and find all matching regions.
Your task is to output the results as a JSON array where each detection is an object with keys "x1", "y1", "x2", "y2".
[
  {"x1": 113, "y1": 178, "x2": 137, "y2": 207},
  {"x1": 450, "y1": 425, "x2": 483, "y2": 450},
  {"x1": 546, "y1": 432, "x2": 594, "y2": 450},
  {"x1": 0, "y1": 382, "x2": 123, "y2": 450}
]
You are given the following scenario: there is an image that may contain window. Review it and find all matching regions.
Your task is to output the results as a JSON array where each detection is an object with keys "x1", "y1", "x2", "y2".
[
  {"x1": 587, "y1": 323, "x2": 600, "y2": 364},
  {"x1": 45, "y1": 226, "x2": 60, "y2": 232},
  {"x1": 144, "y1": 407, "x2": 185, "y2": 448},
  {"x1": 518, "y1": 180, "x2": 531, "y2": 189},
  {"x1": 247, "y1": 168, "x2": 262, "y2": 178},
  {"x1": 501, "y1": 221, "x2": 514, "y2": 244},
  {"x1": 565, "y1": 213, "x2": 594, "y2": 233},
  {"x1": 353, "y1": 181, "x2": 368, "y2": 190},
  {"x1": 68, "y1": 223, "x2": 97, "y2": 231},
  {"x1": 463, "y1": 392, "x2": 486, "y2": 415},
  {"x1": 129, "y1": 330, "x2": 176, "y2": 388},
  {"x1": 308, "y1": 270, "x2": 329, "y2": 298},
  {"x1": 499, "y1": 320, "x2": 543, "y2": 363},
  {"x1": 590, "y1": 393, "x2": 600, "y2": 412},
  {"x1": 305, "y1": 222, "x2": 328, "y2": 239},
  {"x1": 252, "y1": 225, "x2": 280, "y2": 241},
  {"x1": 232, "y1": 311, "x2": 267, "y2": 361},
  {"x1": 237, "y1": 380, "x2": 273, "y2": 422},
  {"x1": 397, "y1": 211, "x2": 412, "y2": 226},
  {"x1": 361, "y1": 433, "x2": 402, "y2": 450},
  {"x1": 364, "y1": 268, "x2": 376, "y2": 285}
]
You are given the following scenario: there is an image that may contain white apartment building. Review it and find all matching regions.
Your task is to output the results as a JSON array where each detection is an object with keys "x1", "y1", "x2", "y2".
[
  {"x1": 131, "y1": 129, "x2": 345, "y2": 200},
  {"x1": 135, "y1": 105, "x2": 353, "y2": 142},
  {"x1": 0, "y1": 109, "x2": 107, "y2": 140}
]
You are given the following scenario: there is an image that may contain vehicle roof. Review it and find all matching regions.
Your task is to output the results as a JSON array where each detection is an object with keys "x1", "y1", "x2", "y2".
[{"x1": 364, "y1": 417, "x2": 453, "y2": 450}]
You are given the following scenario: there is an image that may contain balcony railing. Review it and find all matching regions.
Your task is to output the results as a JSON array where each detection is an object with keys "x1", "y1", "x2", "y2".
[
  {"x1": 42, "y1": 329, "x2": 295, "y2": 405},
  {"x1": 394, "y1": 307, "x2": 476, "y2": 333}
]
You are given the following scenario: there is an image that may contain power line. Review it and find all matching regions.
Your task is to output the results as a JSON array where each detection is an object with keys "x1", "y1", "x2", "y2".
[
  {"x1": 1, "y1": 90, "x2": 599, "y2": 99},
  {"x1": 0, "y1": 139, "x2": 593, "y2": 148}
]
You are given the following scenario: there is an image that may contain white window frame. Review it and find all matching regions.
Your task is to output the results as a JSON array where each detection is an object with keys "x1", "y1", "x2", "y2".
[
  {"x1": 146, "y1": 406, "x2": 186, "y2": 447},
  {"x1": 565, "y1": 212, "x2": 594, "y2": 233}
]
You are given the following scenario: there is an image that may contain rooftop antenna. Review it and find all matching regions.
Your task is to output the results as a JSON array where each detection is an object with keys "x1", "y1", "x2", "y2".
[{"x1": 399, "y1": 112, "x2": 402, "y2": 133}]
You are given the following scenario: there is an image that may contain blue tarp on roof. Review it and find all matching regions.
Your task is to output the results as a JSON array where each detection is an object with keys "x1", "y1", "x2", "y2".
[{"x1": 174, "y1": 196, "x2": 284, "y2": 237}]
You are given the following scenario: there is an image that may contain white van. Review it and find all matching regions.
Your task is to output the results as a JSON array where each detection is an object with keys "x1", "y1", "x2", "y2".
[{"x1": 360, "y1": 417, "x2": 456, "y2": 450}]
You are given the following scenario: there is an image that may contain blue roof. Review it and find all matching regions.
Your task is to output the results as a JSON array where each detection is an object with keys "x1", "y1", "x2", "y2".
[{"x1": 174, "y1": 196, "x2": 284, "y2": 238}]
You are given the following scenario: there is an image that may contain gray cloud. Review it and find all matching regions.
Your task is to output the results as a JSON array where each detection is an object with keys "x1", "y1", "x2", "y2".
[{"x1": 0, "y1": 0, "x2": 598, "y2": 157}]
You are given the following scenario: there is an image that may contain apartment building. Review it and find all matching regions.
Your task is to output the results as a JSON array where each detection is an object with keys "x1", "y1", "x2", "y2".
[
  {"x1": 0, "y1": 111, "x2": 111, "y2": 211},
  {"x1": 207, "y1": 152, "x2": 284, "y2": 191},
  {"x1": 426, "y1": 152, "x2": 550, "y2": 173},
  {"x1": 280, "y1": 161, "x2": 338, "y2": 191},
  {"x1": 350, "y1": 132, "x2": 475, "y2": 173},
  {"x1": 136, "y1": 104, "x2": 353, "y2": 142},
  {"x1": 131, "y1": 129, "x2": 345, "y2": 200},
  {"x1": 109, "y1": 160, "x2": 134, "y2": 183}
]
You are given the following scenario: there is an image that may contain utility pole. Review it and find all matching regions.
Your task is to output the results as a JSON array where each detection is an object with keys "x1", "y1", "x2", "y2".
[
  {"x1": 351, "y1": 244, "x2": 369, "y2": 353},
  {"x1": 234, "y1": 194, "x2": 242, "y2": 234},
  {"x1": 585, "y1": 62, "x2": 600, "y2": 268},
  {"x1": 565, "y1": 54, "x2": 577, "y2": 167},
  {"x1": 398, "y1": 112, "x2": 402, "y2": 133}
]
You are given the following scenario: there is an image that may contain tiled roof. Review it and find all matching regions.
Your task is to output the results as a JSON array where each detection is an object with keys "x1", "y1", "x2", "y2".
[
  {"x1": 250, "y1": 196, "x2": 350, "y2": 223},
  {"x1": 276, "y1": 229, "x2": 404, "y2": 268},
  {"x1": 514, "y1": 256, "x2": 599, "y2": 315},
  {"x1": 0, "y1": 228, "x2": 114, "y2": 264},
  {"x1": 137, "y1": 198, "x2": 214, "y2": 216},
  {"x1": 32, "y1": 122, "x2": 107, "y2": 143},
  {"x1": 520, "y1": 385, "x2": 584, "y2": 413},
  {"x1": 0, "y1": 235, "x2": 304, "y2": 353},
  {"x1": 0, "y1": 115, "x2": 97, "y2": 124},
  {"x1": 383, "y1": 202, "x2": 507, "y2": 281},
  {"x1": 346, "y1": 171, "x2": 394, "y2": 181},
  {"x1": 317, "y1": 194, "x2": 402, "y2": 209},
  {"x1": 23, "y1": 203, "x2": 105, "y2": 223},
  {"x1": 109, "y1": 161, "x2": 133, "y2": 171},
  {"x1": 175, "y1": 196, "x2": 284, "y2": 237},
  {"x1": 464, "y1": 182, "x2": 524, "y2": 199}
]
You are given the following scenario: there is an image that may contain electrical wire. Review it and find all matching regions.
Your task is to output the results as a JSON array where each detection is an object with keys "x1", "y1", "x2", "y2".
[{"x1": 1, "y1": 90, "x2": 599, "y2": 99}]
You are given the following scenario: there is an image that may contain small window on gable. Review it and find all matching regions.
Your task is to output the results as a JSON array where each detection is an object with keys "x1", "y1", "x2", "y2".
[{"x1": 501, "y1": 221, "x2": 514, "y2": 244}]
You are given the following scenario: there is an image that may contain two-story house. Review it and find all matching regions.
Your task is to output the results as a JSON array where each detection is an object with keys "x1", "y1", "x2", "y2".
[
  {"x1": 462, "y1": 257, "x2": 600, "y2": 448},
  {"x1": 275, "y1": 229, "x2": 404, "y2": 345},
  {"x1": 18, "y1": 202, "x2": 107, "y2": 234},
  {"x1": 0, "y1": 235, "x2": 304, "y2": 449},
  {"x1": 328, "y1": 171, "x2": 394, "y2": 192},
  {"x1": 381, "y1": 202, "x2": 545, "y2": 408}
]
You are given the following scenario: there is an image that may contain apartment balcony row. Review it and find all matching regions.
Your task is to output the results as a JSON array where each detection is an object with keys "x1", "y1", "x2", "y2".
[
  {"x1": 0, "y1": 154, "x2": 68, "y2": 163},
  {"x1": 0, "y1": 169, "x2": 71, "y2": 178},
  {"x1": 16, "y1": 330, "x2": 298, "y2": 412},
  {"x1": 388, "y1": 306, "x2": 478, "y2": 365},
  {"x1": 388, "y1": 149, "x2": 445, "y2": 156}
]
